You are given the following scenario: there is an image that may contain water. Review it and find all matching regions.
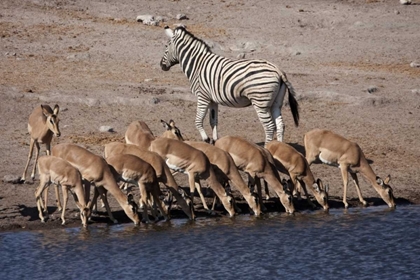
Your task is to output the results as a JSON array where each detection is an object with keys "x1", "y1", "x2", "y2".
[{"x1": 1, "y1": 205, "x2": 419, "y2": 280}]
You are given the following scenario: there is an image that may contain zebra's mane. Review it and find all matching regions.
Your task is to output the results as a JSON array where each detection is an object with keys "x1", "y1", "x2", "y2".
[{"x1": 174, "y1": 26, "x2": 212, "y2": 53}]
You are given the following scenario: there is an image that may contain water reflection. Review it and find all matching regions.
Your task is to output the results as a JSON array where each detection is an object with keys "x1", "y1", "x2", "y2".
[{"x1": 1, "y1": 205, "x2": 419, "y2": 279}]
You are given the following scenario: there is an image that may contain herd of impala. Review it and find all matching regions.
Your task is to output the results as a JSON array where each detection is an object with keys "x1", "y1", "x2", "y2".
[{"x1": 21, "y1": 104, "x2": 396, "y2": 228}]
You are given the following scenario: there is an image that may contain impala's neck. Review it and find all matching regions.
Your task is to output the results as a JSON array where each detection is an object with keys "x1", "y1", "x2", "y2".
[
  {"x1": 358, "y1": 156, "x2": 382, "y2": 191},
  {"x1": 302, "y1": 165, "x2": 316, "y2": 191},
  {"x1": 74, "y1": 182, "x2": 88, "y2": 207},
  {"x1": 99, "y1": 170, "x2": 129, "y2": 204},
  {"x1": 161, "y1": 164, "x2": 179, "y2": 189},
  {"x1": 262, "y1": 171, "x2": 285, "y2": 194}
]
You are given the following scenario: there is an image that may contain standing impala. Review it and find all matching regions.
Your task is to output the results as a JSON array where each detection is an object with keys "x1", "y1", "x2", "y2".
[
  {"x1": 51, "y1": 143, "x2": 140, "y2": 224},
  {"x1": 35, "y1": 155, "x2": 90, "y2": 227},
  {"x1": 304, "y1": 128, "x2": 395, "y2": 208},
  {"x1": 106, "y1": 154, "x2": 169, "y2": 223},
  {"x1": 21, "y1": 104, "x2": 61, "y2": 183},
  {"x1": 103, "y1": 142, "x2": 195, "y2": 220},
  {"x1": 185, "y1": 141, "x2": 261, "y2": 216},
  {"x1": 125, "y1": 119, "x2": 184, "y2": 149},
  {"x1": 265, "y1": 140, "x2": 329, "y2": 210},
  {"x1": 215, "y1": 136, "x2": 295, "y2": 214},
  {"x1": 149, "y1": 137, "x2": 236, "y2": 217}
]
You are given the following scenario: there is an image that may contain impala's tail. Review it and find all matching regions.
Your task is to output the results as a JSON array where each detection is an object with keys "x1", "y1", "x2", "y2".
[{"x1": 279, "y1": 70, "x2": 299, "y2": 126}]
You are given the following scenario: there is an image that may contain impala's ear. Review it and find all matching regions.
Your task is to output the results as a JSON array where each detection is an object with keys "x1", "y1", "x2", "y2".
[
  {"x1": 53, "y1": 104, "x2": 60, "y2": 115},
  {"x1": 325, "y1": 184, "x2": 329, "y2": 194},
  {"x1": 164, "y1": 26, "x2": 174, "y2": 38},
  {"x1": 41, "y1": 105, "x2": 51, "y2": 117},
  {"x1": 384, "y1": 174, "x2": 391, "y2": 185},
  {"x1": 313, "y1": 183, "x2": 320, "y2": 193},
  {"x1": 161, "y1": 119, "x2": 170, "y2": 130},
  {"x1": 169, "y1": 119, "x2": 176, "y2": 127}
]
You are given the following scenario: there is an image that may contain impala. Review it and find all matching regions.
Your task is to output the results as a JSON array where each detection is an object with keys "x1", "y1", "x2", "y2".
[
  {"x1": 106, "y1": 154, "x2": 169, "y2": 223},
  {"x1": 21, "y1": 104, "x2": 61, "y2": 183},
  {"x1": 51, "y1": 143, "x2": 140, "y2": 224},
  {"x1": 125, "y1": 119, "x2": 184, "y2": 149},
  {"x1": 266, "y1": 140, "x2": 329, "y2": 210},
  {"x1": 185, "y1": 141, "x2": 261, "y2": 216},
  {"x1": 215, "y1": 136, "x2": 295, "y2": 214},
  {"x1": 35, "y1": 155, "x2": 90, "y2": 227},
  {"x1": 149, "y1": 137, "x2": 236, "y2": 216},
  {"x1": 103, "y1": 142, "x2": 195, "y2": 220},
  {"x1": 304, "y1": 128, "x2": 395, "y2": 208}
]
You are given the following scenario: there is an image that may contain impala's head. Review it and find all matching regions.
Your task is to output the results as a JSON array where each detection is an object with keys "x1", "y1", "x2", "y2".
[
  {"x1": 160, "y1": 26, "x2": 179, "y2": 71},
  {"x1": 180, "y1": 189, "x2": 196, "y2": 220},
  {"x1": 126, "y1": 193, "x2": 140, "y2": 225},
  {"x1": 248, "y1": 192, "x2": 261, "y2": 216},
  {"x1": 312, "y1": 179, "x2": 329, "y2": 211},
  {"x1": 42, "y1": 104, "x2": 61, "y2": 137},
  {"x1": 76, "y1": 201, "x2": 91, "y2": 228},
  {"x1": 280, "y1": 179, "x2": 295, "y2": 214},
  {"x1": 161, "y1": 119, "x2": 184, "y2": 141},
  {"x1": 376, "y1": 175, "x2": 396, "y2": 208},
  {"x1": 223, "y1": 193, "x2": 236, "y2": 217},
  {"x1": 80, "y1": 207, "x2": 91, "y2": 228}
]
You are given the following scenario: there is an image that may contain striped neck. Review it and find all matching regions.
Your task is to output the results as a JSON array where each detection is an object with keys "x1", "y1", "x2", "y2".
[{"x1": 175, "y1": 29, "x2": 212, "y2": 79}]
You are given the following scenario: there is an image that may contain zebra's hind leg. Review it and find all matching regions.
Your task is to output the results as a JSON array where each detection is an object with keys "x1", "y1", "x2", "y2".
[
  {"x1": 272, "y1": 83, "x2": 287, "y2": 142},
  {"x1": 254, "y1": 106, "x2": 275, "y2": 145}
]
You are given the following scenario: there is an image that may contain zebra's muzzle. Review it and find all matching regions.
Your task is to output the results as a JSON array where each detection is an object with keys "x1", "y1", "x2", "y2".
[{"x1": 160, "y1": 60, "x2": 171, "y2": 71}]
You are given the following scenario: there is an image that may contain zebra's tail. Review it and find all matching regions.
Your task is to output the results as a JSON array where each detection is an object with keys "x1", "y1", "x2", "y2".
[{"x1": 279, "y1": 70, "x2": 299, "y2": 127}]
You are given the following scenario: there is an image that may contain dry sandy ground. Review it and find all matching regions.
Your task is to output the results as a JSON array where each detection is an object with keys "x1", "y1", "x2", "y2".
[{"x1": 1, "y1": 0, "x2": 419, "y2": 232}]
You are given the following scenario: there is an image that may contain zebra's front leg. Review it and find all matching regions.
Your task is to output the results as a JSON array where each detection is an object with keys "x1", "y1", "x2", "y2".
[
  {"x1": 195, "y1": 100, "x2": 211, "y2": 143},
  {"x1": 209, "y1": 102, "x2": 219, "y2": 143}
]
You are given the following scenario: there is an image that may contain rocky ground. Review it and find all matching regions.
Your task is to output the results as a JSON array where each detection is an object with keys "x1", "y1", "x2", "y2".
[{"x1": 1, "y1": 0, "x2": 419, "y2": 233}]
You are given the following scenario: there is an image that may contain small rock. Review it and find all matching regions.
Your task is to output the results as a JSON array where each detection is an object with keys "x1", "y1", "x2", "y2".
[
  {"x1": 237, "y1": 53, "x2": 245, "y2": 59},
  {"x1": 3, "y1": 175, "x2": 21, "y2": 184},
  {"x1": 367, "y1": 86, "x2": 378, "y2": 94},
  {"x1": 150, "y1": 97, "x2": 160, "y2": 104},
  {"x1": 99, "y1": 126, "x2": 114, "y2": 133},
  {"x1": 293, "y1": 51, "x2": 301, "y2": 56},
  {"x1": 394, "y1": 10, "x2": 400, "y2": 15},
  {"x1": 144, "y1": 78, "x2": 153, "y2": 82},
  {"x1": 412, "y1": 89, "x2": 420, "y2": 95},
  {"x1": 136, "y1": 14, "x2": 154, "y2": 22},
  {"x1": 400, "y1": 0, "x2": 412, "y2": 5},
  {"x1": 410, "y1": 61, "x2": 420, "y2": 68},
  {"x1": 176, "y1": 14, "x2": 188, "y2": 20},
  {"x1": 136, "y1": 14, "x2": 163, "y2": 26}
]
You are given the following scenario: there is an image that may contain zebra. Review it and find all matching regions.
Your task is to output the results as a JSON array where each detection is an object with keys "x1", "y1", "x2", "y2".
[{"x1": 160, "y1": 26, "x2": 299, "y2": 145}]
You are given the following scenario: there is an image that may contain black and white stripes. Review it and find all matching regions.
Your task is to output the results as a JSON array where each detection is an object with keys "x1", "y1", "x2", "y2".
[{"x1": 160, "y1": 26, "x2": 299, "y2": 144}]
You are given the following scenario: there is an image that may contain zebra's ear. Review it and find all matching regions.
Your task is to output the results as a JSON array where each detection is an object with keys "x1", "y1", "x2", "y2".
[{"x1": 164, "y1": 26, "x2": 174, "y2": 38}]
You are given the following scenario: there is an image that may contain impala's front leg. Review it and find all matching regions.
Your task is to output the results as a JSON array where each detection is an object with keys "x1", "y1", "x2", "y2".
[
  {"x1": 97, "y1": 187, "x2": 118, "y2": 224},
  {"x1": 340, "y1": 165, "x2": 350, "y2": 208},
  {"x1": 209, "y1": 102, "x2": 219, "y2": 143},
  {"x1": 195, "y1": 98, "x2": 210, "y2": 143},
  {"x1": 35, "y1": 180, "x2": 50, "y2": 222},
  {"x1": 350, "y1": 172, "x2": 367, "y2": 206},
  {"x1": 60, "y1": 185, "x2": 69, "y2": 225}
]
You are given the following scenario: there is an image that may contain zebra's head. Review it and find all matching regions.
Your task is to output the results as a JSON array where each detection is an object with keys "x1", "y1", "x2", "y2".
[{"x1": 160, "y1": 26, "x2": 179, "y2": 71}]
